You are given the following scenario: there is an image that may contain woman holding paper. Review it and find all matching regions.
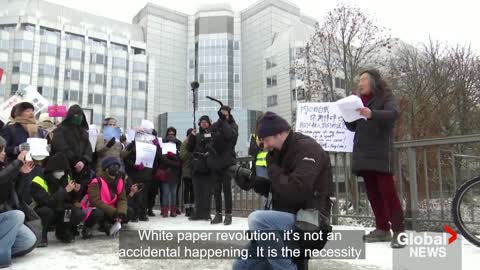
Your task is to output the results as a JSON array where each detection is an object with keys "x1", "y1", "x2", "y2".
[
  {"x1": 344, "y1": 69, "x2": 405, "y2": 248},
  {"x1": 94, "y1": 117, "x2": 126, "y2": 174}
]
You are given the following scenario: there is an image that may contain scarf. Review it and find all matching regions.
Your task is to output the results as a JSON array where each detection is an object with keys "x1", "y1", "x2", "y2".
[
  {"x1": 14, "y1": 116, "x2": 38, "y2": 137},
  {"x1": 360, "y1": 93, "x2": 374, "y2": 106}
]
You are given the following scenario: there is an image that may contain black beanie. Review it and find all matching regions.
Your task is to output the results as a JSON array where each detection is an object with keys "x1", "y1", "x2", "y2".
[
  {"x1": 101, "y1": 157, "x2": 121, "y2": 171},
  {"x1": 257, "y1": 112, "x2": 291, "y2": 139},
  {"x1": 198, "y1": 115, "x2": 211, "y2": 126}
]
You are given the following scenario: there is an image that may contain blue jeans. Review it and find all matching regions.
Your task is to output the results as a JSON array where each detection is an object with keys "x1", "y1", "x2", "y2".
[
  {"x1": 161, "y1": 180, "x2": 177, "y2": 207},
  {"x1": 233, "y1": 210, "x2": 297, "y2": 270},
  {"x1": 0, "y1": 210, "x2": 36, "y2": 267}
]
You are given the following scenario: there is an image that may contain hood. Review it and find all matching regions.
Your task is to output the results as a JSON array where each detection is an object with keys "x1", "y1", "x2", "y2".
[
  {"x1": 62, "y1": 104, "x2": 89, "y2": 129},
  {"x1": 44, "y1": 152, "x2": 70, "y2": 174}
]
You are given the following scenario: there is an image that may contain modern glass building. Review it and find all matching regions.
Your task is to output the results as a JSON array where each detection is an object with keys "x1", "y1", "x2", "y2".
[{"x1": 1, "y1": 0, "x2": 316, "y2": 130}]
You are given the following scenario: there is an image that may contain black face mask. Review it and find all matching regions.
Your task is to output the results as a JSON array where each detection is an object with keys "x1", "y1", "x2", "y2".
[{"x1": 106, "y1": 164, "x2": 120, "y2": 178}]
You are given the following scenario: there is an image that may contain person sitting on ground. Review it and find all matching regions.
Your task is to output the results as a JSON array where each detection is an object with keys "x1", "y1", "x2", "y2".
[
  {"x1": 31, "y1": 152, "x2": 84, "y2": 246},
  {"x1": 81, "y1": 157, "x2": 131, "y2": 238}
]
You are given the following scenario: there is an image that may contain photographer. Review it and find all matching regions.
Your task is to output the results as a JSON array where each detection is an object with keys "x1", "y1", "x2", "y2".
[
  {"x1": 231, "y1": 112, "x2": 333, "y2": 270},
  {"x1": 210, "y1": 106, "x2": 238, "y2": 225},
  {"x1": 186, "y1": 115, "x2": 215, "y2": 221}
]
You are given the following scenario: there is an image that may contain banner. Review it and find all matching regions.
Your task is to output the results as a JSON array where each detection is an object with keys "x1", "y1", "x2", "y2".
[
  {"x1": 296, "y1": 103, "x2": 355, "y2": 152},
  {"x1": 48, "y1": 105, "x2": 67, "y2": 117},
  {"x1": 0, "y1": 85, "x2": 49, "y2": 123}
]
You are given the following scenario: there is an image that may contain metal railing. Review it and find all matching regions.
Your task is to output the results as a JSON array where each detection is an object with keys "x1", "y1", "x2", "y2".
[{"x1": 229, "y1": 134, "x2": 480, "y2": 232}]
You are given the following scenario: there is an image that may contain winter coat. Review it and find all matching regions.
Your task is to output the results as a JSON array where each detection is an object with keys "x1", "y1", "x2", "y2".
[
  {"x1": 0, "y1": 123, "x2": 48, "y2": 160},
  {"x1": 50, "y1": 105, "x2": 93, "y2": 184},
  {"x1": 0, "y1": 160, "x2": 23, "y2": 208},
  {"x1": 187, "y1": 128, "x2": 216, "y2": 175},
  {"x1": 123, "y1": 140, "x2": 158, "y2": 183},
  {"x1": 210, "y1": 116, "x2": 238, "y2": 171},
  {"x1": 345, "y1": 94, "x2": 398, "y2": 175},
  {"x1": 245, "y1": 132, "x2": 334, "y2": 217},
  {"x1": 87, "y1": 172, "x2": 127, "y2": 217},
  {"x1": 95, "y1": 134, "x2": 126, "y2": 173},
  {"x1": 180, "y1": 138, "x2": 192, "y2": 179},
  {"x1": 157, "y1": 137, "x2": 182, "y2": 183}
]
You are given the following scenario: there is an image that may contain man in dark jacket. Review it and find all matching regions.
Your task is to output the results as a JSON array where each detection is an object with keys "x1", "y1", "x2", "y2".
[
  {"x1": 0, "y1": 137, "x2": 37, "y2": 268},
  {"x1": 31, "y1": 153, "x2": 84, "y2": 246},
  {"x1": 187, "y1": 115, "x2": 215, "y2": 221},
  {"x1": 344, "y1": 68, "x2": 405, "y2": 248},
  {"x1": 50, "y1": 105, "x2": 93, "y2": 189},
  {"x1": 210, "y1": 106, "x2": 238, "y2": 225},
  {"x1": 232, "y1": 112, "x2": 333, "y2": 270}
]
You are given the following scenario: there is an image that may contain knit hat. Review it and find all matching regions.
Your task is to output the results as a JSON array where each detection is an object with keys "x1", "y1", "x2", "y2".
[
  {"x1": 13, "y1": 102, "x2": 35, "y2": 117},
  {"x1": 198, "y1": 115, "x2": 211, "y2": 126},
  {"x1": 101, "y1": 157, "x2": 121, "y2": 171},
  {"x1": 257, "y1": 112, "x2": 291, "y2": 139}
]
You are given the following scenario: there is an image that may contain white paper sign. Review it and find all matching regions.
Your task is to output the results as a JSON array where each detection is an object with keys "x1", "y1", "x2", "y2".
[
  {"x1": 335, "y1": 95, "x2": 366, "y2": 123},
  {"x1": 296, "y1": 103, "x2": 355, "y2": 152},
  {"x1": 126, "y1": 129, "x2": 136, "y2": 143},
  {"x1": 88, "y1": 125, "x2": 98, "y2": 152},
  {"x1": 109, "y1": 221, "x2": 121, "y2": 236},
  {"x1": 26, "y1": 138, "x2": 49, "y2": 161},
  {"x1": 0, "y1": 85, "x2": 49, "y2": 123},
  {"x1": 135, "y1": 141, "x2": 157, "y2": 168},
  {"x1": 162, "y1": 142, "x2": 177, "y2": 155}
]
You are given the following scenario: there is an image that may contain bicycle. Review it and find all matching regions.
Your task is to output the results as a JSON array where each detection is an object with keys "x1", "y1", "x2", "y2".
[{"x1": 451, "y1": 175, "x2": 480, "y2": 247}]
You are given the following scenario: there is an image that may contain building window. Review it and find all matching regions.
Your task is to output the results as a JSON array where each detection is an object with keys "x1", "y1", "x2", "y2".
[
  {"x1": 234, "y1": 41, "x2": 239, "y2": 50},
  {"x1": 0, "y1": 40, "x2": 10, "y2": 51},
  {"x1": 189, "y1": 60, "x2": 195, "y2": 69},
  {"x1": 199, "y1": 74, "x2": 204, "y2": 83},
  {"x1": 133, "y1": 62, "x2": 147, "y2": 72},
  {"x1": 66, "y1": 48, "x2": 84, "y2": 60},
  {"x1": 132, "y1": 99, "x2": 146, "y2": 109},
  {"x1": 40, "y1": 43, "x2": 59, "y2": 56},
  {"x1": 112, "y1": 76, "x2": 127, "y2": 89},
  {"x1": 111, "y1": 96, "x2": 126, "y2": 107},
  {"x1": 266, "y1": 56, "x2": 277, "y2": 70},
  {"x1": 38, "y1": 86, "x2": 55, "y2": 99},
  {"x1": 38, "y1": 64, "x2": 57, "y2": 77},
  {"x1": 89, "y1": 38, "x2": 107, "y2": 48},
  {"x1": 292, "y1": 88, "x2": 305, "y2": 101},
  {"x1": 111, "y1": 43, "x2": 127, "y2": 52},
  {"x1": 133, "y1": 47, "x2": 145, "y2": 55},
  {"x1": 112, "y1": 57, "x2": 127, "y2": 69},
  {"x1": 14, "y1": 40, "x2": 33, "y2": 51},
  {"x1": 90, "y1": 73, "x2": 105, "y2": 86},
  {"x1": 94, "y1": 94, "x2": 103, "y2": 105},
  {"x1": 335, "y1": 77, "x2": 346, "y2": 90},
  {"x1": 234, "y1": 74, "x2": 239, "y2": 83},
  {"x1": 133, "y1": 80, "x2": 146, "y2": 91},
  {"x1": 64, "y1": 90, "x2": 80, "y2": 101},
  {"x1": 65, "y1": 69, "x2": 83, "y2": 81},
  {"x1": 90, "y1": 53, "x2": 105, "y2": 65},
  {"x1": 266, "y1": 75, "x2": 277, "y2": 88},
  {"x1": 12, "y1": 62, "x2": 32, "y2": 74},
  {"x1": 10, "y1": 84, "x2": 19, "y2": 95},
  {"x1": 267, "y1": 95, "x2": 278, "y2": 107},
  {"x1": 40, "y1": 27, "x2": 60, "y2": 37}
]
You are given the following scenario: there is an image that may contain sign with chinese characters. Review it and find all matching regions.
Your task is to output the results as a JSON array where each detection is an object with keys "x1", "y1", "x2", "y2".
[
  {"x1": 0, "y1": 85, "x2": 49, "y2": 123},
  {"x1": 296, "y1": 102, "x2": 355, "y2": 152}
]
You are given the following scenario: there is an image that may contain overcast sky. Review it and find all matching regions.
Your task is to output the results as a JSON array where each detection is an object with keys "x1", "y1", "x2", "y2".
[{"x1": 46, "y1": 0, "x2": 480, "y2": 51}]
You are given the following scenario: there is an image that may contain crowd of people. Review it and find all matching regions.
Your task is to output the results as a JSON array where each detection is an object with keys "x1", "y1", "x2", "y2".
[{"x1": 0, "y1": 102, "x2": 238, "y2": 268}]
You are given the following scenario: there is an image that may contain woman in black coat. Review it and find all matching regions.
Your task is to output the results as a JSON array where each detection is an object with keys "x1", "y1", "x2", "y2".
[{"x1": 345, "y1": 68, "x2": 405, "y2": 248}]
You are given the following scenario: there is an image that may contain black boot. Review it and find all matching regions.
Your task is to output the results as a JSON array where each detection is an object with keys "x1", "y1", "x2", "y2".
[
  {"x1": 224, "y1": 214, "x2": 232, "y2": 225},
  {"x1": 147, "y1": 209, "x2": 155, "y2": 217},
  {"x1": 211, "y1": 213, "x2": 223, "y2": 224},
  {"x1": 38, "y1": 229, "x2": 48, "y2": 248},
  {"x1": 185, "y1": 208, "x2": 192, "y2": 217},
  {"x1": 82, "y1": 226, "x2": 93, "y2": 239},
  {"x1": 139, "y1": 215, "x2": 149, "y2": 221}
]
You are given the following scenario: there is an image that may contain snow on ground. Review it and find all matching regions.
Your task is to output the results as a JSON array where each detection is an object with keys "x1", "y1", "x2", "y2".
[{"x1": 10, "y1": 211, "x2": 480, "y2": 270}]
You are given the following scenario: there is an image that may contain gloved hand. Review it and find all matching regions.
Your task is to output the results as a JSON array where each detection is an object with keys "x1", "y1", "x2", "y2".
[
  {"x1": 166, "y1": 151, "x2": 175, "y2": 159},
  {"x1": 218, "y1": 110, "x2": 227, "y2": 121},
  {"x1": 134, "y1": 163, "x2": 145, "y2": 171},
  {"x1": 106, "y1": 137, "x2": 116, "y2": 148},
  {"x1": 252, "y1": 177, "x2": 271, "y2": 197},
  {"x1": 152, "y1": 138, "x2": 160, "y2": 146}
]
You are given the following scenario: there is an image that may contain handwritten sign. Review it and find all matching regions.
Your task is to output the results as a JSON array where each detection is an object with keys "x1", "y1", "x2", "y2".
[
  {"x1": 48, "y1": 105, "x2": 67, "y2": 117},
  {"x1": 0, "y1": 85, "x2": 49, "y2": 123},
  {"x1": 295, "y1": 102, "x2": 355, "y2": 152}
]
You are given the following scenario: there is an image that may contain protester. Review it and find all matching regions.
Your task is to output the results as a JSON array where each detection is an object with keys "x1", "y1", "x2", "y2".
[
  {"x1": 0, "y1": 137, "x2": 37, "y2": 268},
  {"x1": 94, "y1": 117, "x2": 125, "y2": 174},
  {"x1": 0, "y1": 102, "x2": 48, "y2": 161},
  {"x1": 232, "y1": 112, "x2": 333, "y2": 270},
  {"x1": 31, "y1": 153, "x2": 84, "y2": 246},
  {"x1": 126, "y1": 181, "x2": 143, "y2": 223},
  {"x1": 180, "y1": 128, "x2": 194, "y2": 217},
  {"x1": 211, "y1": 106, "x2": 238, "y2": 225},
  {"x1": 156, "y1": 127, "x2": 182, "y2": 218},
  {"x1": 81, "y1": 157, "x2": 131, "y2": 237},
  {"x1": 37, "y1": 113, "x2": 56, "y2": 142},
  {"x1": 345, "y1": 68, "x2": 405, "y2": 248},
  {"x1": 50, "y1": 105, "x2": 93, "y2": 189},
  {"x1": 187, "y1": 115, "x2": 215, "y2": 221},
  {"x1": 248, "y1": 115, "x2": 268, "y2": 178}
]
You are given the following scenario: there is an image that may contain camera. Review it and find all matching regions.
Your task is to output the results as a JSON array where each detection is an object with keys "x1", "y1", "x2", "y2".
[{"x1": 228, "y1": 164, "x2": 253, "y2": 180}]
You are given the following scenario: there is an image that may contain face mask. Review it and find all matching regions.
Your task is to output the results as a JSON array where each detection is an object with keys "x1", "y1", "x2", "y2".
[
  {"x1": 72, "y1": 115, "x2": 83, "y2": 126},
  {"x1": 53, "y1": 171, "x2": 65, "y2": 180},
  {"x1": 106, "y1": 165, "x2": 120, "y2": 178}
]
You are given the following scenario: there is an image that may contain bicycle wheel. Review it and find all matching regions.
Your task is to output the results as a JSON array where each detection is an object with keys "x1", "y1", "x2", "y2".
[{"x1": 452, "y1": 176, "x2": 480, "y2": 247}]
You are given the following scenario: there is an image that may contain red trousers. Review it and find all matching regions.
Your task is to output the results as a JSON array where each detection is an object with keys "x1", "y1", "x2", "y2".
[{"x1": 360, "y1": 171, "x2": 405, "y2": 232}]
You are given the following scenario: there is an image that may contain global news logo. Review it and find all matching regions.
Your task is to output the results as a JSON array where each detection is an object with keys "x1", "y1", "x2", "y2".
[{"x1": 397, "y1": 225, "x2": 457, "y2": 258}]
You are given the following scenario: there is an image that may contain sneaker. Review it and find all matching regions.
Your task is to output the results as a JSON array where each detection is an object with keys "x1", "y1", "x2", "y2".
[
  {"x1": 210, "y1": 213, "x2": 223, "y2": 224},
  {"x1": 224, "y1": 214, "x2": 232, "y2": 225},
  {"x1": 363, "y1": 229, "x2": 392, "y2": 242},
  {"x1": 391, "y1": 232, "x2": 407, "y2": 248}
]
